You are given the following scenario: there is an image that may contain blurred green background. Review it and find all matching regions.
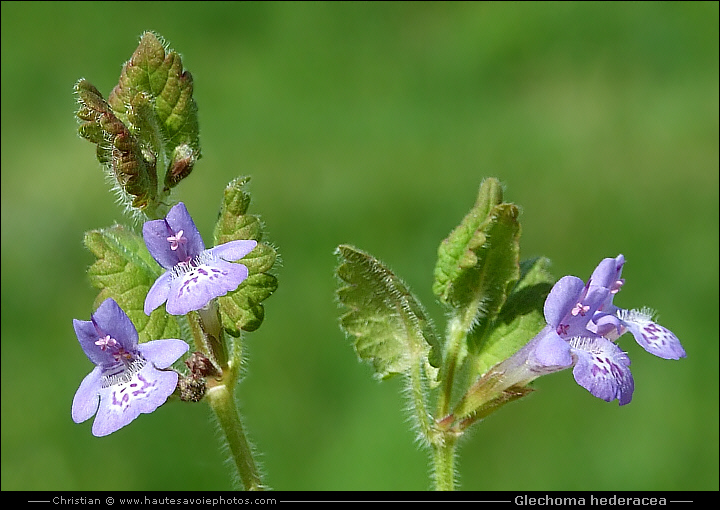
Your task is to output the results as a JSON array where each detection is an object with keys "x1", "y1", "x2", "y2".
[{"x1": 2, "y1": 1, "x2": 717, "y2": 492}]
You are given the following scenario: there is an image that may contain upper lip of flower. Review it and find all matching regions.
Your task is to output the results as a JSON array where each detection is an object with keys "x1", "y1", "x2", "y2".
[
  {"x1": 143, "y1": 203, "x2": 206, "y2": 270},
  {"x1": 544, "y1": 275, "x2": 611, "y2": 341}
]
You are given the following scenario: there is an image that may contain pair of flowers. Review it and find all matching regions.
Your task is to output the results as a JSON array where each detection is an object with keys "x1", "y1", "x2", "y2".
[
  {"x1": 72, "y1": 203, "x2": 257, "y2": 436},
  {"x1": 73, "y1": 204, "x2": 686, "y2": 436}
]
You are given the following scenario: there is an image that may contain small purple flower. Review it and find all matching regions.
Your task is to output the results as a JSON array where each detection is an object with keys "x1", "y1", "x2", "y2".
[
  {"x1": 143, "y1": 202, "x2": 257, "y2": 316},
  {"x1": 72, "y1": 299, "x2": 189, "y2": 436},
  {"x1": 500, "y1": 255, "x2": 684, "y2": 406}
]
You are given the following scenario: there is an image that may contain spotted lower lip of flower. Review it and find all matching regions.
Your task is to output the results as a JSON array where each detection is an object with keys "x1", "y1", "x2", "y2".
[
  {"x1": 142, "y1": 202, "x2": 257, "y2": 316},
  {"x1": 72, "y1": 298, "x2": 189, "y2": 436},
  {"x1": 569, "y1": 336, "x2": 634, "y2": 405},
  {"x1": 614, "y1": 307, "x2": 686, "y2": 360}
]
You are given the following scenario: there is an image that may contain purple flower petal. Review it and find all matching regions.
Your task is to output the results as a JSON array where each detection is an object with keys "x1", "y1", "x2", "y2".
[
  {"x1": 165, "y1": 203, "x2": 205, "y2": 255},
  {"x1": 570, "y1": 337, "x2": 634, "y2": 405},
  {"x1": 563, "y1": 285, "x2": 610, "y2": 339},
  {"x1": 588, "y1": 312, "x2": 624, "y2": 340},
  {"x1": 144, "y1": 271, "x2": 173, "y2": 315},
  {"x1": 91, "y1": 362, "x2": 179, "y2": 437},
  {"x1": 589, "y1": 255, "x2": 625, "y2": 291},
  {"x1": 588, "y1": 255, "x2": 625, "y2": 312},
  {"x1": 138, "y1": 339, "x2": 190, "y2": 369},
  {"x1": 73, "y1": 319, "x2": 116, "y2": 367},
  {"x1": 166, "y1": 258, "x2": 249, "y2": 315},
  {"x1": 143, "y1": 203, "x2": 205, "y2": 269},
  {"x1": 530, "y1": 326, "x2": 574, "y2": 368},
  {"x1": 72, "y1": 366, "x2": 103, "y2": 424},
  {"x1": 73, "y1": 299, "x2": 139, "y2": 366},
  {"x1": 618, "y1": 309, "x2": 687, "y2": 360},
  {"x1": 544, "y1": 276, "x2": 585, "y2": 327},
  {"x1": 543, "y1": 274, "x2": 610, "y2": 339},
  {"x1": 91, "y1": 298, "x2": 139, "y2": 350},
  {"x1": 209, "y1": 240, "x2": 257, "y2": 262}
]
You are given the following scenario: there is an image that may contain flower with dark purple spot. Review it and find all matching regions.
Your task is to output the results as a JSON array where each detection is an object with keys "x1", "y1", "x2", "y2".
[
  {"x1": 72, "y1": 299, "x2": 189, "y2": 436},
  {"x1": 492, "y1": 255, "x2": 684, "y2": 406},
  {"x1": 529, "y1": 271, "x2": 635, "y2": 405},
  {"x1": 143, "y1": 202, "x2": 257, "y2": 316}
]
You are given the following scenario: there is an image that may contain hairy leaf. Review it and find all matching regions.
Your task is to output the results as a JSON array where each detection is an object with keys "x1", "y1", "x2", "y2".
[
  {"x1": 108, "y1": 31, "x2": 201, "y2": 192},
  {"x1": 217, "y1": 273, "x2": 278, "y2": 335},
  {"x1": 433, "y1": 178, "x2": 522, "y2": 350},
  {"x1": 433, "y1": 177, "x2": 504, "y2": 306},
  {"x1": 214, "y1": 177, "x2": 278, "y2": 334},
  {"x1": 75, "y1": 79, "x2": 158, "y2": 210},
  {"x1": 75, "y1": 32, "x2": 200, "y2": 217},
  {"x1": 335, "y1": 245, "x2": 440, "y2": 379}
]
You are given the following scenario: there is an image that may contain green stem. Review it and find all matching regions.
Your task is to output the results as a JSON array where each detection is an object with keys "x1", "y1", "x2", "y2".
[
  {"x1": 430, "y1": 315, "x2": 468, "y2": 491},
  {"x1": 187, "y1": 300, "x2": 264, "y2": 490},
  {"x1": 206, "y1": 382, "x2": 265, "y2": 491},
  {"x1": 187, "y1": 304, "x2": 228, "y2": 371},
  {"x1": 432, "y1": 435, "x2": 458, "y2": 491},
  {"x1": 436, "y1": 315, "x2": 467, "y2": 418},
  {"x1": 407, "y1": 350, "x2": 434, "y2": 446},
  {"x1": 432, "y1": 304, "x2": 482, "y2": 490}
]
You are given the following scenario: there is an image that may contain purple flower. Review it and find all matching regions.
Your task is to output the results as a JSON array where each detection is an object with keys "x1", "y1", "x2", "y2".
[
  {"x1": 143, "y1": 202, "x2": 257, "y2": 316},
  {"x1": 72, "y1": 299, "x2": 189, "y2": 436},
  {"x1": 499, "y1": 255, "x2": 684, "y2": 406}
]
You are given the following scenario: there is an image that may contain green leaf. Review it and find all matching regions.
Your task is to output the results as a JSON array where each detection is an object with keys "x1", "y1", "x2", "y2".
[
  {"x1": 213, "y1": 177, "x2": 261, "y2": 244},
  {"x1": 217, "y1": 273, "x2": 278, "y2": 335},
  {"x1": 433, "y1": 177, "x2": 504, "y2": 306},
  {"x1": 472, "y1": 257, "x2": 555, "y2": 376},
  {"x1": 84, "y1": 225, "x2": 182, "y2": 344},
  {"x1": 75, "y1": 79, "x2": 158, "y2": 210},
  {"x1": 107, "y1": 31, "x2": 201, "y2": 192},
  {"x1": 214, "y1": 177, "x2": 278, "y2": 334},
  {"x1": 335, "y1": 245, "x2": 441, "y2": 379},
  {"x1": 433, "y1": 178, "x2": 522, "y2": 350}
]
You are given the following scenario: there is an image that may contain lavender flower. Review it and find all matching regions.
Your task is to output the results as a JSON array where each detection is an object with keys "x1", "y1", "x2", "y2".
[
  {"x1": 72, "y1": 299, "x2": 189, "y2": 436},
  {"x1": 143, "y1": 202, "x2": 257, "y2": 316},
  {"x1": 494, "y1": 255, "x2": 684, "y2": 405}
]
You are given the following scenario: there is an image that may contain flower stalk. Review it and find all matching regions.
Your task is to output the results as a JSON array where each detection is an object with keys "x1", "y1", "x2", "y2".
[
  {"x1": 189, "y1": 296, "x2": 265, "y2": 490},
  {"x1": 206, "y1": 382, "x2": 265, "y2": 491},
  {"x1": 431, "y1": 434, "x2": 458, "y2": 492},
  {"x1": 196, "y1": 301, "x2": 229, "y2": 370}
]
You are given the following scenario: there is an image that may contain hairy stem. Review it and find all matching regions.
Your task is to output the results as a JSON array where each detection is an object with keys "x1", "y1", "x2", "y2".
[
  {"x1": 407, "y1": 351, "x2": 434, "y2": 446},
  {"x1": 188, "y1": 299, "x2": 263, "y2": 490},
  {"x1": 432, "y1": 304, "x2": 481, "y2": 489},
  {"x1": 436, "y1": 315, "x2": 467, "y2": 419},
  {"x1": 432, "y1": 435, "x2": 458, "y2": 491},
  {"x1": 206, "y1": 382, "x2": 264, "y2": 490}
]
